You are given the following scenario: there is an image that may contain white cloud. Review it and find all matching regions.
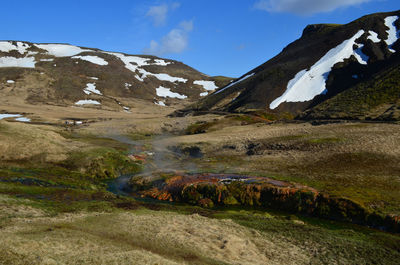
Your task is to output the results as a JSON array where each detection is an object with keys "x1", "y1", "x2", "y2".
[
  {"x1": 146, "y1": 2, "x2": 180, "y2": 27},
  {"x1": 254, "y1": 0, "x2": 372, "y2": 15},
  {"x1": 179, "y1": 20, "x2": 193, "y2": 32},
  {"x1": 143, "y1": 20, "x2": 194, "y2": 55},
  {"x1": 146, "y1": 4, "x2": 168, "y2": 26}
]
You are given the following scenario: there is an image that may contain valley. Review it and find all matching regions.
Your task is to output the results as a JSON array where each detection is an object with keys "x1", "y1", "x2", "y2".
[
  {"x1": 1, "y1": 9, "x2": 400, "y2": 265},
  {"x1": 1, "y1": 100, "x2": 399, "y2": 264}
]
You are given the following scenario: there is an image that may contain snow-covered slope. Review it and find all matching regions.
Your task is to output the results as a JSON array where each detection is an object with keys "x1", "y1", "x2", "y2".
[
  {"x1": 270, "y1": 30, "x2": 367, "y2": 109},
  {"x1": 0, "y1": 41, "x2": 228, "y2": 109},
  {"x1": 384, "y1": 16, "x2": 400, "y2": 52},
  {"x1": 269, "y1": 15, "x2": 399, "y2": 110},
  {"x1": 183, "y1": 10, "x2": 400, "y2": 119}
]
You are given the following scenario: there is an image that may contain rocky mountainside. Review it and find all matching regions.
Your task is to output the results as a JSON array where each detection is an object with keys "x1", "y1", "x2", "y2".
[
  {"x1": 183, "y1": 10, "x2": 400, "y2": 120},
  {"x1": 0, "y1": 41, "x2": 231, "y2": 111}
]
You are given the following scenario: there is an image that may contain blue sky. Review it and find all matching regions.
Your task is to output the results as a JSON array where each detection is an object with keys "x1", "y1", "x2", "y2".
[{"x1": 0, "y1": 0, "x2": 398, "y2": 77}]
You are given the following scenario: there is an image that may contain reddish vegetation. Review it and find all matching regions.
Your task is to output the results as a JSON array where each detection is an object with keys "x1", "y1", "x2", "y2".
[
  {"x1": 142, "y1": 187, "x2": 173, "y2": 201},
  {"x1": 129, "y1": 173, "x2": 400, "y2": 233},
  {"x1": 128, "y1": 154, "x2": 146, "y2": 162}
]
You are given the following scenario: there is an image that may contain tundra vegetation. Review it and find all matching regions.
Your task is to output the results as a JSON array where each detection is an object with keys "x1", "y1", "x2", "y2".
[{"x1": 0, "y1": 107, "x2": 399, "y2": 264}]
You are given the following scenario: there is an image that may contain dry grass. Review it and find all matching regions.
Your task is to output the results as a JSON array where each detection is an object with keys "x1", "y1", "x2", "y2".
[
  {"x1": 0, "y1": 196, "x2": 309, "y2": 265},
  {"x1": 0, "y1": 121, "x2": 83, "y2": 163}
]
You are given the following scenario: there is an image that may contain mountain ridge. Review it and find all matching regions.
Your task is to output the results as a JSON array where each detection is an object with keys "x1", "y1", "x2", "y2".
[
  {"x1": 0, "y1": 40, "x2": 232, "y2": 111},
  {"x1": 181, "y1": 10, "x2": 400, "y2": 121}
]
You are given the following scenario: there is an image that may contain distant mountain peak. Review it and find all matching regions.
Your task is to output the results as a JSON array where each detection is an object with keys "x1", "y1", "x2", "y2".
[{"x1": 0, "y1": 41, "x2": 232, "y2": 110}]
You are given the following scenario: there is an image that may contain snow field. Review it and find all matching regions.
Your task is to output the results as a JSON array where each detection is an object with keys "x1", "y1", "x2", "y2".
[
  {"x1": 75, "y1": 100, "x2": 101, "y2": 105},
  {"x1": 156, "y1": 86, "x2": 187, "y2": 99},
  {"x1": 270, "y1": 30, "x2": 366, "y2": 109},
  {"x1": 83, "y1": 83, "x2": 102, "y2": 95},
  {"x1": 384, "y1": 16, "x2": 400, "y2": 52},
  {"x1": 193, "y1": 80, "x2": 218, "y2": 91},
  {"x1": 72, "y1": 55, "x2": 108, "y2": 66}
]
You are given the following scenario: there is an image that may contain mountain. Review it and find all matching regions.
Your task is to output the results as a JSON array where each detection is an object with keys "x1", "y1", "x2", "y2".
[
  {"x1": 182, "y1": 10, "x2": 400, "y2": 120},
  {"x1": 0, "y1": 41, "x2": 231, "y2": 111}
]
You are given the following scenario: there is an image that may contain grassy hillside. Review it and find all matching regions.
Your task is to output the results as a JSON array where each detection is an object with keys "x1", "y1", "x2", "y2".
[{"x1": 302, "y1": 56, "x2": 400, "y2": 120}]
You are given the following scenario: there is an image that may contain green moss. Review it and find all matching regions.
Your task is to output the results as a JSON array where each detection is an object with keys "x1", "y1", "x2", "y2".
[
  {"x1": 60, "y1": 148, "x2": 143, "y2": 179},
  {"x1": 88, "y1": 152, "x2": 142, "y2": 179},
  {"x1": 223, "y1": 195, "x2": 239, "y2": 205}
]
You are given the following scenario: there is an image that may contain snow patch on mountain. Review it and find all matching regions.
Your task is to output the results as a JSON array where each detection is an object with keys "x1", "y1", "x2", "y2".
[
  {"x1": 72, "y1": 55, "x2": 108, "y2": 66},
  {"x1": 0, "y1": 113, "x2": 21, "y2": 120},
  {"x1": 101, "y1": 53, "x2": 186, "y2": 83},
  {"x1": 0, "y1": 42, "x2": 190, "y2": 89},
  {"x1": 135, "y1": 75, "x2": 144, "y2": 82},
  {"x1": 270, "y1": 30, "x2": 366, "y2": 109},
  {"x1": 83, "y1": 83, "x2": 102, "y2": 95},
  {"x1": 0, "y1": 42, "x2": 17, "y2": 53},
  {"x1": 156, "y1": 86, "x2": 187, "y2": 99},
  {"x1": 105, "y1": 52, "x2": 184, "y2": 82},
  {"x1": 384, "y1": 16, "x2": 399, "y2": 52},
  {"x1": 155, "y1": 100, "x2": 166, "y2": 106},
  {"x1": 200, "y1": 92, "x2": 208, "y2": 97},
  {"x1": 367, "y1": 31, "x2": 381, "y2": 43},
  {"x1": 15, "y1": 117, "x2": 31, "y2": 122},
  {"x1": 151, "y1": 73, "x2": 187, "y2": 83},
  {"x1": 75, "y1": 100, "x2": 101, "y2": 105},
  {"x1": 0, "y1": 41, "x2": 30, "y2": 54},
  {"x1": 153, "y1": 59, "x2": 171, "y2": 66},
  {"x1": 106, "y1": 52, "x2": 150, "y2": 72},
  {"x1": 216, "y1": 73, "x2": 255, "y2": 94},
  {"x1": 354, "y1": 43, "x2": 369, "y2": 65},
  {"x1": 193, "y1": 80, "x2": 218, "y2": 91},
  {"x1": 0, "y1": 56, "x2": 36, "y2": 68},
  {"x1": 0, "y1": 113, "x2": 30, "y2": 122},
  {"x1": 35, "y1": 44, "x2": 91, "y2": 57}
]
